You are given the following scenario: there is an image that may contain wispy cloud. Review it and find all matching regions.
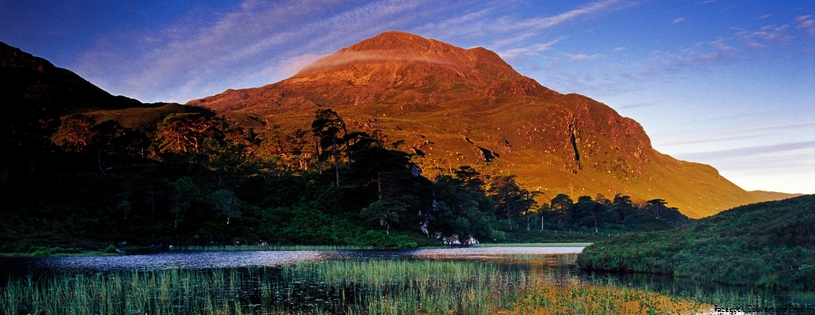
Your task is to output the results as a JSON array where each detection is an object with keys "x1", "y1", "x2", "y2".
[
  {"x1": 796, "y1": 15, "x2": 815, "y2": 37},
  {"x1": 497, "y1": 38, "x2": 563, "y2": 59},
  {"x1": 676, "y1": 141, "x2": 815, "y2": 193},
  {"x1": 675, "y1": 140, "x2": 815, "y2": 161},
  {"x1": 510, "y1": 0, "x2": 630, "y2": 31},
  {"x1": 565, "y1": 53, "x2": 603, "y2": 61},
  {"x1": 656, "y1": 120, "x2": 815, "y2": 146},
  {"x1": 621, "y1": 14, "x2": 813, "y2": 84},
  {"x1": 642, "y1": 39, "x2": 737, "y2": 75},
  {"x1": 74, "y1": 0, "x2": 434, "y2": 102},
  {"x1": 615, "y1": 102, "x2": 660, "y2": 110},
  {"x1": 672, "y1": 17, "x2": 685, "y2": 24},
  {"x1": 282, "y1": 54, "x2": 323, "y2": 76}
]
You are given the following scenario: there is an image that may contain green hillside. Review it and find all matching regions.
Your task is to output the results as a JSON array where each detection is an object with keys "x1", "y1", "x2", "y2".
[{"x1": 577, "y1": 195, "x2": 815, "y2": 290}]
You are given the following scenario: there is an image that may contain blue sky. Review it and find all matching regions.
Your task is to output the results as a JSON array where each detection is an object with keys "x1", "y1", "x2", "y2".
[{"x1": 2, "y1": 0, "x2": 814, "y2": 194}]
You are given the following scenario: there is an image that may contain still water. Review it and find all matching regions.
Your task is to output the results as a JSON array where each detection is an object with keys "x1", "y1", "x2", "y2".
[
  {"x1": 1, "y1": 247, "x2": 811, "y2": 314},
  {"x1": 1, "y1": 247, "x2": 584, "y2": 273}
]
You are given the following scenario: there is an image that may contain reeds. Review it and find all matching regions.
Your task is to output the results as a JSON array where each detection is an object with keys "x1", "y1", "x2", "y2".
[{"x1": 0, "y1": 255, "x2": 792, "y2": 315}]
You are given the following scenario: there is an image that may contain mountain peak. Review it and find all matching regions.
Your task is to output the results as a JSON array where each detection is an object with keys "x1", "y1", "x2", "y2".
[
  {"x1": 346, "y1": 31, "x2": 443, "y2": 52},
  {"x1": 296, "y1": 31, "x2": 519, "y2": 80},
  {"x1": 344, "y1": 31, "x2": 476, "y2": 59}
]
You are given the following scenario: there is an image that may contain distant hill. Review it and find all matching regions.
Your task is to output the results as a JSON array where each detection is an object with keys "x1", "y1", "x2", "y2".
[
  {"x1": 0, "y1": 41, "x2": 194, "y2": 130},
  {"x1": 0, "y1": 42, "x2": 193, "y2": 182},
  {"x1": 188, "y1": 31, "x2": 762, "y2": 218},
  {"x1": 750, "y1": 190, "x2": 804, "y2": 202},
  {"x1": 577, "y1": 195, "x2": 815, "y2": 290},
  {"x1": 0, "y1": 41, "x2": 142, "y2": 114}
]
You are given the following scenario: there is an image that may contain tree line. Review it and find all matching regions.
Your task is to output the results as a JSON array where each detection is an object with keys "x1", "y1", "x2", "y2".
[{"x1": 0, "y1": 106, "x2": 690, "y2": 251}]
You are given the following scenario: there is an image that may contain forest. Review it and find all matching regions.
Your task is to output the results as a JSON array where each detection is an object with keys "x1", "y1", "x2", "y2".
[{"x1": 0, "y1": 106, "x2": 692, "y2": 253}]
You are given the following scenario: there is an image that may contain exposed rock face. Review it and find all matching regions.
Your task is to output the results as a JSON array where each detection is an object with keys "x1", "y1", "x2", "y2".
[{"x1": 189, "y1": 31, "x2": 762, "y2": 218}]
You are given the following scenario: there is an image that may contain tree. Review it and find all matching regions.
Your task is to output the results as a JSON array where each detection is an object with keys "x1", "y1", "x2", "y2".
[
  {"x1": 169, "y1": 177, "x2": 200, "y2": 228},
  {"x1": 311, "y1": 109, "x2": 347, "y2": 187},
  {"x1": 155, "y1": 113, "x2": 225, "y2": 165},
  {"x1": 595, "y1": 193, "x2": 611, "y2": 207},
  {"x1": 538, "y1": 203, "x2": 551, "y2": 231},
  {"x1": 360, "y1": 199, "x2": 407, "y2": 234},
  {"x1": 54, "y1": 115, "x2": 146, "y2": 174},
  {"x1": 1, "y1": 83, "x2": 61, "y2": 183},
  {"x1": 608, "y1": 193, "x2": 634, "y2": 225},
  {"x1": 432, "y1": 174, "x2": 496, "y2": 242},
  {"x1": 573, "y1": 196, "x2": 605, "y2": 233},
  {"x1": 488, "y1": 174, "x2": 529, "y2": 229},
  {"x1": 256, "y1": 127, "x2": 314, "y2": 173},
  {"x1": 550, "y1": 193, "x2": 574, "y2": 226},
  {"x1": 90, "y1": 120, "x2": 147, "y2": 174},
  {"x1": 644, "y1": 198, "x2": 690, "y2": 228},
  {"x1": 520, "y1": 190, "x2": 539, "y2": 231},
  {"x1": 351, "y1": 138, "x2": 431, "y2": 233},
  {"x1": 54, "y1": 114, "x2": 97, "y2": 152},
  {"x1": 613, "y1": 193, "x2": 633, "y2": 207},
  {"x1": 454, "y1": 166, "x2": 486, "y2": 192},
  {"x1": 209, "y1": 189, "x2": 241, "y2": 225}
]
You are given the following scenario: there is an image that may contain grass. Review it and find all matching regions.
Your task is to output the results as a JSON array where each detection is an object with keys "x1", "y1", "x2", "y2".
[
  {"x1": 2, "y1": 255, "x2": 791, "y2": 315},
  {"x1": 3, "y1": 269, "x2": 243, "y2": 315}
]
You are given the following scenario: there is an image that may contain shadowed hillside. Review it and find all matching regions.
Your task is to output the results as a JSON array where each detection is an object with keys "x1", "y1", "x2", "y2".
[{"x1": 189, "y1": 31, "x2": 762, "y2": 218}]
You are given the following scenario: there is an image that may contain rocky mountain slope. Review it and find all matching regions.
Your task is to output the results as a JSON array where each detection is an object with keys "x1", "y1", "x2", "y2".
[{"x1": 189, "y1": 31, "x2": 763, "y2": 218}]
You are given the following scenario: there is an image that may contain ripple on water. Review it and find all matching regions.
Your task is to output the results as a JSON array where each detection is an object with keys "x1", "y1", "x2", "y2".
[
  {"x1": 6, "y1": 247, "x2": 584, "y2": 274},
  {"x1": 33, "y1": 251, "x2": 342, "y2": 272}
]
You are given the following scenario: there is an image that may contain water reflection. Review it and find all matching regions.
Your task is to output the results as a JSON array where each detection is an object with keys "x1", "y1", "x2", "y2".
[
  {"x1": 1, "y1": 248, "x2": 812, "y2": 315},
  {"x1": 2, "y1": 247, "x2": 585, "y2": 275}
]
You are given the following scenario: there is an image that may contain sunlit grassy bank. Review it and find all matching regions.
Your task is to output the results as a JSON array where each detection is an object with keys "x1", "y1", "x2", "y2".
[
  {"x1": 516, "y1": 281, "x2": 713, "y2": 315},
  {"x1": 3, "y1": 255, "x2": 795, "y2": 315}
]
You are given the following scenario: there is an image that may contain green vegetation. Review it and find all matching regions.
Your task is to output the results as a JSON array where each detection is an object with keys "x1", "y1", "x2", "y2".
[{"x1": 577, "y1": 195, "x2": 815, "y2": 290}]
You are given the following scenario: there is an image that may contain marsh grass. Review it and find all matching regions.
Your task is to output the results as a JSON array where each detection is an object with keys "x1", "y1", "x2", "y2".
[{"x1": 1, "y1": 255, "x2": 794, "y2": 315}]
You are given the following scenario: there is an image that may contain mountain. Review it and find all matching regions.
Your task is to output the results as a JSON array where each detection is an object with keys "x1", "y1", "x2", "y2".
[{"x1": 189, "y1": 31, "x2": 763, "y2": 218}]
